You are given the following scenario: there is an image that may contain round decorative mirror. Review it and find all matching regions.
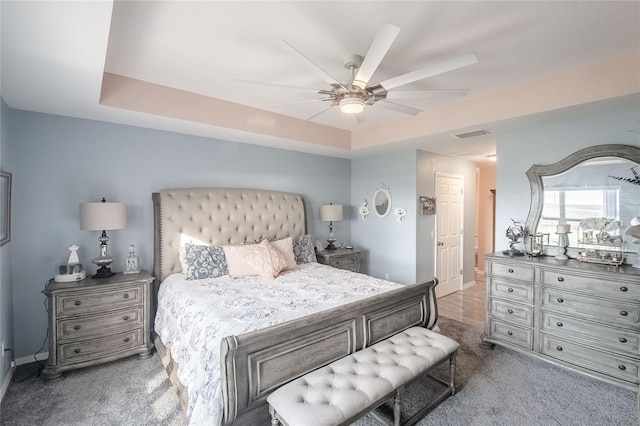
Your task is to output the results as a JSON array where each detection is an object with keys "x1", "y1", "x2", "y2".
[{"x1": 374, "y1": 184, "x2": 392, "y2": 218}]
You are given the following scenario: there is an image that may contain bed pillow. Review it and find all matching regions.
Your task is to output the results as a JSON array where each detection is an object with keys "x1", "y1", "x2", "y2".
[
  {"x1": 223, "y1": 240, "x2": 287, "y2": 278},
  {"x1": 292, "y1": 234, "x2": 317, "y2": 264},
  {"x1": 184, "y1": 244, "x2": 228, "y2": 280},
  {"x1": 270, "y1": 237, "x2": 297, "y2": 270}
]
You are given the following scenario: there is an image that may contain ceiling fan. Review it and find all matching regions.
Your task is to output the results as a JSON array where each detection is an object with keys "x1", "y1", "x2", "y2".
[{"x1": 242, "y1": 23, "x2": 478, "y2": 122}]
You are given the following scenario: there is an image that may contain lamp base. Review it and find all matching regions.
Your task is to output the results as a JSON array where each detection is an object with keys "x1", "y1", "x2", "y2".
[
  {"x1": 92, "y1": 265, "x2": 115, "y2": 279},
  {"x1": 326, "y1": 239, "x2": 337, "y2": 250}
]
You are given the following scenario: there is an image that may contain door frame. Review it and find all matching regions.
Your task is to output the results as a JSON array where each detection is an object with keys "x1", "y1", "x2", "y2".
[{"x1": 434, "y1": 172, "x2": 464, "y2": 296}]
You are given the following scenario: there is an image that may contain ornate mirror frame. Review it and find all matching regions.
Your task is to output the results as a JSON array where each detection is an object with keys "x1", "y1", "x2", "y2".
[
  {"x1": 525, "y1": 144, "x2": 640, "y2": 249},
  {"x1": 374, "y1": 184, "x2": 392, "y2": 218}
]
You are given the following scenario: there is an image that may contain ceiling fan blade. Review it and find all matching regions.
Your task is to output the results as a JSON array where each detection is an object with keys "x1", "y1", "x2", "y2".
[
  {"x1": 353, "y1": 23, "x2": 400, "y2": 90},
  {"x1": 282, "y1": 39, "x2": 348, "y2": 90},
  {"x1": 234, "y1": 79, "x2": 320, "y2": 93},
  {"x1": 377, "y1": 100, "x2": 422, "y2": 116},
  {"x1": 305, "y1": 105, "x2": 333, "y2": 121},
  {"x1": 386, "y1": 89, "x2": 470, "y2": 99},
  {"x1": 378, "y1": 53, "x2": 478, "y2": 90}
]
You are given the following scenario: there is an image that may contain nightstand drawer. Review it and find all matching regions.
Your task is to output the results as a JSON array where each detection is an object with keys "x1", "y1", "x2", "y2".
[
  {"x1": 58, "y1": 328, "x2": 143, "y2": 364},
  {"x1": 316, "y1": 249, "x2": 361, "y2": 273},
  {"x1": 57, "y1": 285, "x2": 143, "y2": 316},
  {"x1": 57, "y1": 306, "x2": 143, "y2": 341},
  {"x1": 330, "y1": 256, "x2": 359, "y2": 270}
]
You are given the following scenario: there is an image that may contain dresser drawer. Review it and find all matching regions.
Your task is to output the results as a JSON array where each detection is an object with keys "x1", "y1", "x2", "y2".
[
  {"x1": 541, "y1": 288, "x2": 640, "y2": 327},
  {"x1": 489, "y1": 298, "x2": 534, "y2": 327},
  {"x1": 489, "y1": 278, "x2": 534, "y2": 304},
  {"x1": 57, "y1": 306, "x2": 143, "y2": 341},
  {"x1": 541, "y1": 333, "x2": 639, "y2": 384},
  {"x1": 487, "y1": 319, "x2": 533, "y2": 350},
  {"x1": 488, "y1": 261, "x2": 534, "y2": 282},
  {"x1": 540, "y1": 311, "x2": 639, "y2": 356},
  {"x1": 541, "y1": 270, "x2": 640, "y2": 300},
  {"x1": 57, "y1": 285, "x2": 144, "y2": 316},
  {"x1": 58, "y1": 328, "x2": 143, "y2": 364}
]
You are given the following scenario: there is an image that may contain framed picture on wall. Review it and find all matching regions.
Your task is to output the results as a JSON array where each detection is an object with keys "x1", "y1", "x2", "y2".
[{"x1": 0, "y1": 171, "x2": 12, "y2": 246}]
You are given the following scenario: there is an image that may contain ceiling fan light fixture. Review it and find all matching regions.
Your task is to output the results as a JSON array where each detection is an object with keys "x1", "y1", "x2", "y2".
[{"x1": 340, "y1": 96, "x2": 365, "y2": 114}]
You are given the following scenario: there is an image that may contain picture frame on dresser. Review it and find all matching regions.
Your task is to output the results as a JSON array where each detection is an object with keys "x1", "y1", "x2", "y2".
[{"x1": 0, "y1": 171, "x2": 12, "y2": 246}]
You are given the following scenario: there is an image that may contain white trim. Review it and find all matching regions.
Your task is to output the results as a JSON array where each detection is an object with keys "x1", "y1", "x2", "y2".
[
  {"x1": 463, "y1": 280, "x2": 476, "y2": 290},
  {"x1": 15, "y1": 351, "x2": 48, "y2": 366},
  {"x1": 0, "y1": 366, "x2": 14, "y2": 402}
]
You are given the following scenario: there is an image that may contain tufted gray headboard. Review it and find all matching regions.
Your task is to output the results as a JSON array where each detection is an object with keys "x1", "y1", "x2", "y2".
[{"x1": 152, "y1": 187, "x2": 307, "y2": 283}]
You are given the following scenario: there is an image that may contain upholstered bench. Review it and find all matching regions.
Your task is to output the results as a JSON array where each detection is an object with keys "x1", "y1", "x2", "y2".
[{"x1": 267, "y1": 326, "x2": 459, "y2": 426}]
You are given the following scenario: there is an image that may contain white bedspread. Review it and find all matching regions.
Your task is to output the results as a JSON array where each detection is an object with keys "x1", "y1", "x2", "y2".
[{"x1": 154, "y1": 262, "x2": 402, "y2": 425}]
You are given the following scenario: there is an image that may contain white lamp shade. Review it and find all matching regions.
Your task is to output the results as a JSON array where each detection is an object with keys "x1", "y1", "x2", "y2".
[
  {"x1": 320, "y1": 204, "x2": 343, "y2": 222},
  {"x1": 80, "y1": 202, "x2": 127, "y2": 231}
]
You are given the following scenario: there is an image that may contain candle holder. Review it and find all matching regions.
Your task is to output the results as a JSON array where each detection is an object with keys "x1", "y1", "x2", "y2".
[{"x1": 555, "y1": 232, "x2": 570, "y2": 260}]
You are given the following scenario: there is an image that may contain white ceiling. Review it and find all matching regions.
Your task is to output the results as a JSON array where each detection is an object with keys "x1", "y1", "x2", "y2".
[{"x1": 1, "y1": 1, "x2": 639, "y2": 163}]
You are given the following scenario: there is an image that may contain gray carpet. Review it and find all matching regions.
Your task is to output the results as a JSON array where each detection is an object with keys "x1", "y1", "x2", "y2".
[{"x1": 1, "y1": 317, "x2": 636, "y2": 425}]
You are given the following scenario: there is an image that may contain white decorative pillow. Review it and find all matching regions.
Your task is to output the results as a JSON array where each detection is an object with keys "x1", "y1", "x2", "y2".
[
  {"x1": 223, "y1": 240, "x2": 286, "y2": 278},
  {"x1": 270, "y1": 237, "x2": 297, "y2": 271}
]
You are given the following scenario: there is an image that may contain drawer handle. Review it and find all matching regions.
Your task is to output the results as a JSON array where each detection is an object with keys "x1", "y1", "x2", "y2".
[
  {"x1": 508, "y1": 268, "x2": 514, "y2": 273},
  {"x1": 557, "y1": 298, "x2": 564, "y2": 303},
  {"x1": 74, "y1": 325, "x2": 81, "y2": 330},
  {"x1": 507, "y1": 309, "x2": 514, "y2": 314},
  {"x1": 507, "y1": 331, "x2": 513, "y2": 336},
  {"x1": 74, "y1": 301, "x2": 81, "y2": 306},
  {"x1": 618, "y1": 365, "x2": 626, "y2": 371},
  {"x1": 620, "y1": 286, "x2": 628, "y2": 292},
  {"x1": 123, "y1": 294, "x2": 130, "y2": 299},
  {"x1": 620, "y1": 311, "x2": 628, "y2": 316},
  {"x1": 123, "y1": 316, "x2": 129, "y2": 321},
  {"x1": 124, "y1": 337, "x2": 130, "y2": 343},
  {"x1": 556, "y1": 322, "x2": 563, "y2": 327},
  {"x1": 507, "y1": 288, "x2": 514, "y2": 293},
  {"x1": 619, "y1": 337, "x2": 628, "y2": 343},
  {"x1": 74, "y1": 348, "x2": 81, "y2": 354},
  {"x1": 556, "y1": 346, "x2": 563, "y2": 351},
  {"x1": 557, "y1": 277, "x2": 564, "y2": 282}
]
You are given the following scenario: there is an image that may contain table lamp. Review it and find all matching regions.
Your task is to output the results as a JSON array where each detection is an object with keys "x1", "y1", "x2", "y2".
[
  {"x1": 80, "y1": 198, "x2": 127, "y2": 278},
  {"x1": 320, "y1": 203, "x2": 343, "y2": 250}
]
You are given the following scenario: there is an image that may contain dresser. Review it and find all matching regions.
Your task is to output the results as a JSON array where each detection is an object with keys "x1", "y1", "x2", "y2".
[
  {"x1": 42, "y1": 271, "x2": 154, "y2": 380},
  {"x1": 482, "y1": 253, "x2": 640, "y2": 390},
  {"x1": 316, "y1": 248, "x2": 361, "y2": 273}
]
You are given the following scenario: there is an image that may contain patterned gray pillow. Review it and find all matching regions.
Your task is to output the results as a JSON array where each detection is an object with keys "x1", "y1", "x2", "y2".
[
  {"x1": 185, "y1": 243, "x2": 228, "y2": 280},
  {"x1": 292, "y1": 234, "x2": 317, "y2": 264}
]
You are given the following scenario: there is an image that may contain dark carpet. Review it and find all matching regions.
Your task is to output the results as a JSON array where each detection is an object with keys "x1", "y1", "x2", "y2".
[{"x1": 1, "y1": 317, "x2": 636, "y2": 425}]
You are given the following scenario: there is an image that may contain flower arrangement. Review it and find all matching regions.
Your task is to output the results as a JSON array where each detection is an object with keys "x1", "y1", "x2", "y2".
[{"x1": 578, "y1": 217, "x2": 620, "y2": 232}]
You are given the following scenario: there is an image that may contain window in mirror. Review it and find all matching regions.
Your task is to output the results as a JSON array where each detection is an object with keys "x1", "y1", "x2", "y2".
[{"x1": 539, "y1": 188, "x2": 620, "y2": 247}]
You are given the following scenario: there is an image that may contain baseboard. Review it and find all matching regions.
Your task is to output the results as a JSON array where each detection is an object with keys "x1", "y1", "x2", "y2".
[
  {"x1": 0, "y1": 365, "x2": 14, "y2": 402},
  {"x1": 463, "y1": 280, "x2": 476, "y2": 290},
  {"x1": 15, "y1": 351, "x2": 48, "y2": 366}
]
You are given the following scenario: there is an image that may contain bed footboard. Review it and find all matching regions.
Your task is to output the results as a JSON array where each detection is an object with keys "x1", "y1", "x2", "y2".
[{"x1": 219, "y1": 278, "x2": 438, "y2": 425}]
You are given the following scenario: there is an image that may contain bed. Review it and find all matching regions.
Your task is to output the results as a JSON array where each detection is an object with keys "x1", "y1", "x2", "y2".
[{"x1": 152, "y1": 187, "x2": 439, "y2": 425}]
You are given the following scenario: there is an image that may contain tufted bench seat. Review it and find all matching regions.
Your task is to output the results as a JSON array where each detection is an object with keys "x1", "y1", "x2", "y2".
[{"x1": 267, "y1": 326, "x2": 459, "y2": 426}]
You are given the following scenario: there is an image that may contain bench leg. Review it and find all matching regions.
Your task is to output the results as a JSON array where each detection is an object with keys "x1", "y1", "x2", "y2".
[
  {"x1": 269, "y1": 405, "x2": 280, "y2": 426},
  {"x1": 393, "y1": 390, "x2": 402, "y2": 426},
  {"x1": 450, "y1": 351, "x2": 457, "y2": 395}
]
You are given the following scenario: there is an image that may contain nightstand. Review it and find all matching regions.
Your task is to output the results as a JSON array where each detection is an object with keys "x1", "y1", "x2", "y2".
[
  {"x1": 316, "y1": 248, "x2": 361, "y2": 273},
  {"x1": 42, "y1": 270, "x2": 154, "y2": 381}
]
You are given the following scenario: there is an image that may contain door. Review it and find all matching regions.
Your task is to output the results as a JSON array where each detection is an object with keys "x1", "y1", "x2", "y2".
[{"x1": 435, "y1": 173, "x2": 464, "y2": 298}]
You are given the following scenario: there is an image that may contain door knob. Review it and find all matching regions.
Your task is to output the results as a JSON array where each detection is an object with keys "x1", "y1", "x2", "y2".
[{"x1": 437, "y1": 242, "x2": 444, "y2": 246}]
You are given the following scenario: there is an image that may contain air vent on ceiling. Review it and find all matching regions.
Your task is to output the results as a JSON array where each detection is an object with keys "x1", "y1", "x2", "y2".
[{"x1": 454, "y1": 129, "x2": 490, "y2": 139}]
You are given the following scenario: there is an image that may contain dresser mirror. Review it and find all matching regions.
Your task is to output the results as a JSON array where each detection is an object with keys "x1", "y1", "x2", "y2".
[
  {"x1": 525, "y1": 144, "x2": 640, "y2": 257},
  {"x1": 374, "y1": 184, "x2": 391, "y2": 218}
]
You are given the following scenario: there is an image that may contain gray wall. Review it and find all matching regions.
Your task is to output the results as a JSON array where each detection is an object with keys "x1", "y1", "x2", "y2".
[
  {"x1": 416, "y1": 150, "x2": 476, "y2": 286},
  {"x1": 7, "y1": 108, "x2": 351, "y2": 358},
  {"x1": 1, "y1": 99, "x2": 14, "y2": 387},
  {"x1": 495, "y1": 108, "x2": 640, "y2": 253},
  {"x1": 351, "y1": 150, "x2": 417, "y2": 284}
]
